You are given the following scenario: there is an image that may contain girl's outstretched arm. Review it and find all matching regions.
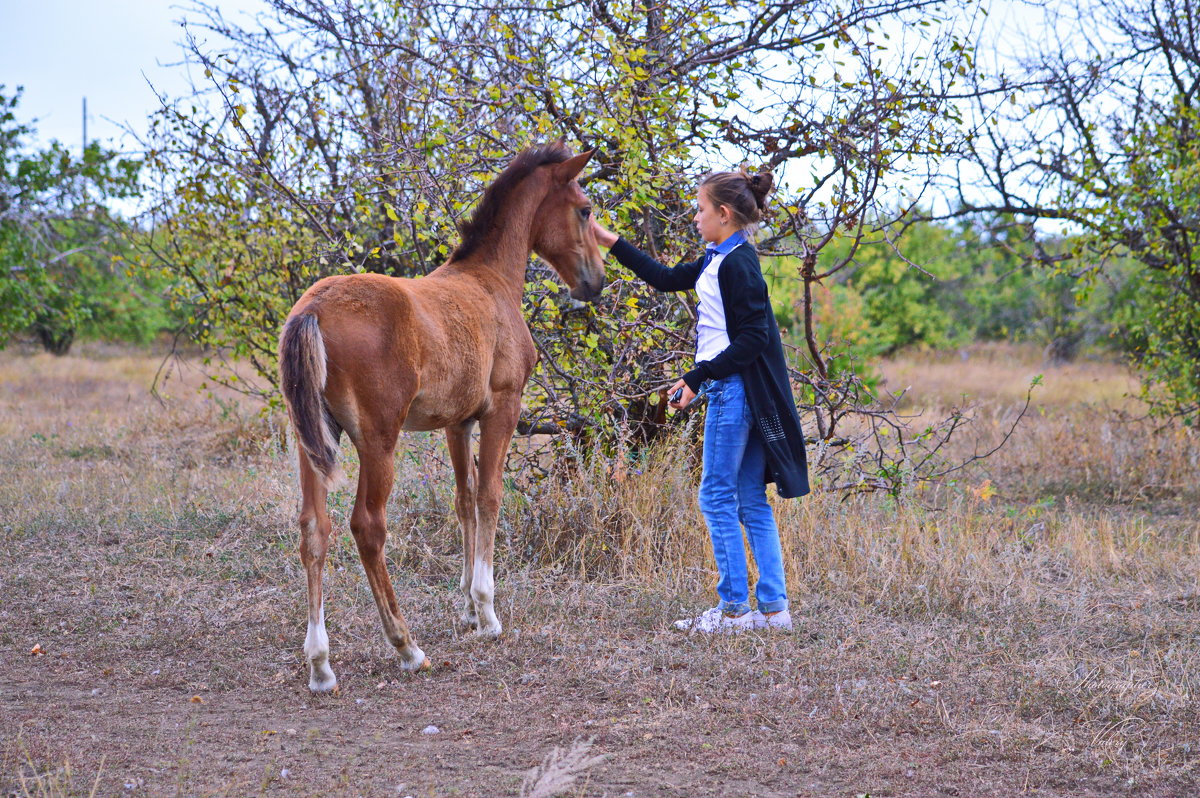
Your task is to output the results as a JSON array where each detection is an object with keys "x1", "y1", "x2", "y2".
[{"x1": 590, "y1": 219, "x2": 703, "y2": 292}]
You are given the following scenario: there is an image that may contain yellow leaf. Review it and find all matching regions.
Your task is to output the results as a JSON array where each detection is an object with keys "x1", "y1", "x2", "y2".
[{"x1": 971, "y1": 479, "x2": 995, "y2": 502}]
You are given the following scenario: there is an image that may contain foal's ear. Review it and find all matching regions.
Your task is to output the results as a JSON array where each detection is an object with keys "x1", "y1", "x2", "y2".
[{"x1": 554, "y1": 149, "x2": 595, "y2": 182}]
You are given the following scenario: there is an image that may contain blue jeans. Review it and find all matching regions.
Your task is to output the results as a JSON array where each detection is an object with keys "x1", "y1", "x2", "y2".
[{"x1": 697, "y1": 374, "x2": 789, "y2": 615}]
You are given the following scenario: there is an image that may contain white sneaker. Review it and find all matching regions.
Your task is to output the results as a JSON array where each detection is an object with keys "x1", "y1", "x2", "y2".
[
  {"x1": 754, "y1": 609, "x2": 793, "y2": 632},
  {"x1": 672, "y1": 607, "x2": 758, "y2": 634}
]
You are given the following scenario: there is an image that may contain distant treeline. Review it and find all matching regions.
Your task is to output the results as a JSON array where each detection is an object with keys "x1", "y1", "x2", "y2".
[{"x1": 764, "y1": 218, "x2": 1140, "y2": 377}]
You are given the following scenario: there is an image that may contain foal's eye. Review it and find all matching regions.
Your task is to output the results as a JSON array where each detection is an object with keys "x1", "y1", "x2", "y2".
[{"x1": 580, "y1": 207, "x2": 592, "y2": 219}]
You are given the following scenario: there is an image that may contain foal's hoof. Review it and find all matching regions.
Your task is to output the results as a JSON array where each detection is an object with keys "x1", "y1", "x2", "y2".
[
  {"x1": 475, "y1": 622, "x2": 503, "y2": 639},
  {"x1": 308, "y1": 674, "x2": 338, "y2": 694},
  {"x1": 308, "y1": 657, "x2": 338, "y2": 693},
  {"x1": 401, "y1": 657, "x2": 432, "y2": 673},
  {"x1": 399, "y1": 646, "x2": 429, "y2": 672},
  {"x1": 458, "y1": 612, "x2": 480, "y2": 630}
]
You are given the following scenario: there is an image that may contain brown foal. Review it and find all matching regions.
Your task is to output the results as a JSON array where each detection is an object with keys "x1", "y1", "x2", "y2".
[{"x1": 278, "y1": 144, "x2": 604, "y2": 692}]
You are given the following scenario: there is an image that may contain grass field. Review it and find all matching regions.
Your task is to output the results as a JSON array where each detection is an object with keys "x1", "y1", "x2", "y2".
[{"x1": 1, "y1": 343, "x2": 1197, "y2": 796}]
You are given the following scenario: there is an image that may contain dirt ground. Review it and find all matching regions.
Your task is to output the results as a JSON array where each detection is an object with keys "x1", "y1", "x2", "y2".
[
  {"x1": 7, "y1": 568, "x2": 1198, "y2": 798},
  {"x1": 2, "y1": 348, "x2": 1198, "y2": 797}
]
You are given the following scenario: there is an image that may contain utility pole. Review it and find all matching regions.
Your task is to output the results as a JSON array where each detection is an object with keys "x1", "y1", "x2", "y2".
[{"x1": 82, "y1": 97, "x2": 87, "y2": 157}]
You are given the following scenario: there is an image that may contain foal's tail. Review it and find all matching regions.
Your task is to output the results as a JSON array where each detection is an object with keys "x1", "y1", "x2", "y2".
[{"x1": 279, "y1": 313, "x2": 343, "y2": 490}]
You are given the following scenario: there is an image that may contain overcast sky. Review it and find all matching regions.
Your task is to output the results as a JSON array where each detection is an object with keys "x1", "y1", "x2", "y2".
[
  {"x1": 0, "y1": 0, "x2": 264, "y2": 154},
  {"x1": 0, "y1": 0, "x2": 1055, "y2": 225}
]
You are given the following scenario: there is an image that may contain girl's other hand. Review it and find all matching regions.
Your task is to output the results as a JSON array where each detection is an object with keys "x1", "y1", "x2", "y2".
[
  {"x1": 668, "y1": 378, "x2": 695, "y2": 409},
  {"x1": 590, "y1": 218, "x2": 619, "y2": 248}
]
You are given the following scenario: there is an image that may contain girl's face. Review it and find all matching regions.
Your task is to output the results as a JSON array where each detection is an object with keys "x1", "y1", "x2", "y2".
[{"x1": 694, "y1": 187, "x2": 733, "y2": 245}]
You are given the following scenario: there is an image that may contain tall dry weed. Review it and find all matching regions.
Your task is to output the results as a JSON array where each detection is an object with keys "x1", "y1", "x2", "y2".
[
  {"x1": 502, "y1": 426, "x2": 1196, "y2": 620},
  {"x1": 3, "y1": 343, "x2": 1195, "y2": 624},
  {"x1": 491, "y1": 342, "x2": 1198, "y2": 619}
]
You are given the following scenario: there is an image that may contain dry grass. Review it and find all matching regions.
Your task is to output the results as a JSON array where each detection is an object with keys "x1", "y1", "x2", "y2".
[
  {"x1": 878, "y1": 342, "x2": 1144, "y2": 409},
  {"x1": 1, "y1": 341, "x2": 1198, "y2": 796},
  {"x1": 877, "y1": 344, "x2": 1199, "y2": 515}
]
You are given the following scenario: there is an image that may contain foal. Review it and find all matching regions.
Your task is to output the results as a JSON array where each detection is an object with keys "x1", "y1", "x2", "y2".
[{"x1": 279, "y1": 144, "x2": 603, "y2": 691}]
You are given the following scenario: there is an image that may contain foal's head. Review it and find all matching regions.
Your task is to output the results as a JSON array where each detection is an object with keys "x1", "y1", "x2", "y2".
[
  {"x1": 453, "y1": 143, "x2": 605, "y2": 302},
  {"x1": 529, "y1": 148, "x2": 605, "y2": 302}
]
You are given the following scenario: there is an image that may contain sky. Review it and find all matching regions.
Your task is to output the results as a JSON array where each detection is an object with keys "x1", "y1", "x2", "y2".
[
  {"x1": 0, "y1": 0, "x2": 265, "y2": 154},
  {"x1": 0, "y1": 0, "x2": 1062, "y2": 226},
  {"x1": 2, "y1": 0, "x2": 1028, "y2": 156}
]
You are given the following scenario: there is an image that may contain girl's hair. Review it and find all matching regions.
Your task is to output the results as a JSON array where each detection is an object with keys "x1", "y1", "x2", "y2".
[{"x1": 700, "y1": 168, "x2": 774, "y2": 234}]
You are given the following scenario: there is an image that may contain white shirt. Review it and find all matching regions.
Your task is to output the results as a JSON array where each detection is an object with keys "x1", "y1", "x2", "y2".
[{"x1": 695, "y1": 246, "x2": 736, "y2": 362}]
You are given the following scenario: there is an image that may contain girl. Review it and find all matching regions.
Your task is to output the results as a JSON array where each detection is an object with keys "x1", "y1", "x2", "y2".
[{"x1": 591, "y1": 169, "x2": 809, "y2": 633}]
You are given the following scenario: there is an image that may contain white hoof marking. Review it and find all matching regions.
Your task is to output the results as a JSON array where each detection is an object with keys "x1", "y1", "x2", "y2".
[
  {"x1": 399, "y1": 644, "x2": 428, "y2": 671},
  {"x1": 308, "y1": 663, "x2": 338, "y2": 693},
  {"x1": 304, "y1": 605, "x2": 335, "y2": 692},
  {"x1": 475, "y1": 624, "x2": 502, "y2": 638}
]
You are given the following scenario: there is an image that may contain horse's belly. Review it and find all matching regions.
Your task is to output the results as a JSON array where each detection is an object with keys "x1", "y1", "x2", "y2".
[
  {"x1": 400, "y1": 408, "x2": 456, "y2": 432},
  {"x1": 400, "y1": 390, "x2": 483, "y2": 431}
]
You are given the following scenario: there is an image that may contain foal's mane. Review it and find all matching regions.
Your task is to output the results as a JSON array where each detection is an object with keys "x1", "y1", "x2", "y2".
[{"x1": 450, "y1": 143, "x2": 573, "y2": 263}]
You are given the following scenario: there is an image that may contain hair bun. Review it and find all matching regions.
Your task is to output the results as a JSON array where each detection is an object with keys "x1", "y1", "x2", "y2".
[{"x1": 746, "y1": 170, "x2": 774, "y2": 211}]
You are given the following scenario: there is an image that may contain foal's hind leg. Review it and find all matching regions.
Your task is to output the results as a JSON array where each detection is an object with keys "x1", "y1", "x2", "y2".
[
  {"x1": 446, "y1": 421, "x2": 480, "y2": 628},
  {"x1": 350, "y1": 447, "x2": 429, "y2": 671},
  {"x1": 297, "y1": 449, "x2": 337, "y2": 692}
]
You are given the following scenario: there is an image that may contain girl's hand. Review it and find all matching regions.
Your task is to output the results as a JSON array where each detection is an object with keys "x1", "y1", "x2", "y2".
[
  {"x1": 668, "y1": 378, "x2": 695, "y2": 409},
  {"x1": 590, "y1": 218, "x2": 619, "y2": 248}
]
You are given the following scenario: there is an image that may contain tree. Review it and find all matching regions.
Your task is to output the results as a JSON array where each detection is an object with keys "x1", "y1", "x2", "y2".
[
  {"x1": 144, "y1": 0, "x2": 1017, "y2": 495},
  {"x1": 0, "y1": 86, "x2": 145, "y2": 354},
  {"x1": 946, "y1": 0, "x2": 1200, "y2": 421}
]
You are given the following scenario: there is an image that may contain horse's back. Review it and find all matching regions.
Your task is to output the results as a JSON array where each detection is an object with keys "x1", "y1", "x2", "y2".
[{"x1": 285, "y1": 270, "x2": 518, "y2": 435}]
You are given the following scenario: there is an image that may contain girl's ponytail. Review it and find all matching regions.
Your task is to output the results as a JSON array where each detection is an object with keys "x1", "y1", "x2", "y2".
[{"x1": 746, "y1": 169, "x2": 774, "y2": 212}]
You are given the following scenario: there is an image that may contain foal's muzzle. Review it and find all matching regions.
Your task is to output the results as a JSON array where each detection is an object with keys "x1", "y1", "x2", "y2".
[
  {"x1": 569, "y1": 256, "x2": 605, "y2": 303},
  {"x1": 569, "y1": 277, "x2": 603, "y2": 303}
]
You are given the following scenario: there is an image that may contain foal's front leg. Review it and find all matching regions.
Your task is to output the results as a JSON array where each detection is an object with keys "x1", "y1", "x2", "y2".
[
  {"x1": 471, "y1": 404, "x2": 521, "y2": 637},
  {"x1": 446, "y1": 422, "x2": 479, "y2": 629}
]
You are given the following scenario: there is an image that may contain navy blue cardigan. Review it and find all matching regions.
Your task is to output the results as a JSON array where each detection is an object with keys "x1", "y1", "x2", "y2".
[{"x1": 610, "y1": 237, "x2": 811, "y2": 498}]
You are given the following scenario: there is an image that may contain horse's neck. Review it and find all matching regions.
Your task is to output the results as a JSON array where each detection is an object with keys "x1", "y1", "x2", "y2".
[
  {"x1": 442, "y1": 179, "x2": 545, "y2": 303},
  {"x1": 441, "y1": 255, "x2": 524, "y2": 308}
]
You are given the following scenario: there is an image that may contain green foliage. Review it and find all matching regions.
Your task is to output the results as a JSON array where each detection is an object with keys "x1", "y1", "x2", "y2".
[
  {"x1": 959, "y1": 0, "x2": 1200, "y2": 420},
  {"x1": 145, "y1": 157, "x2": 327, "y2": 390},
  {"x1": 1094, "y1": 100, "x2": 1200, "y2": 417},
  {"x1": 0, "y1": 85, "x2": 152, "y2": 353},
  {"x1": 768, "y1": 226, "x2": 970, "y2": 373},
  {"x1": 766, "y1": 212, "x2": 1139, "y2": 384},
  {"x1": 838, "y1": 224, "x2": 963, "y2": 355}
]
